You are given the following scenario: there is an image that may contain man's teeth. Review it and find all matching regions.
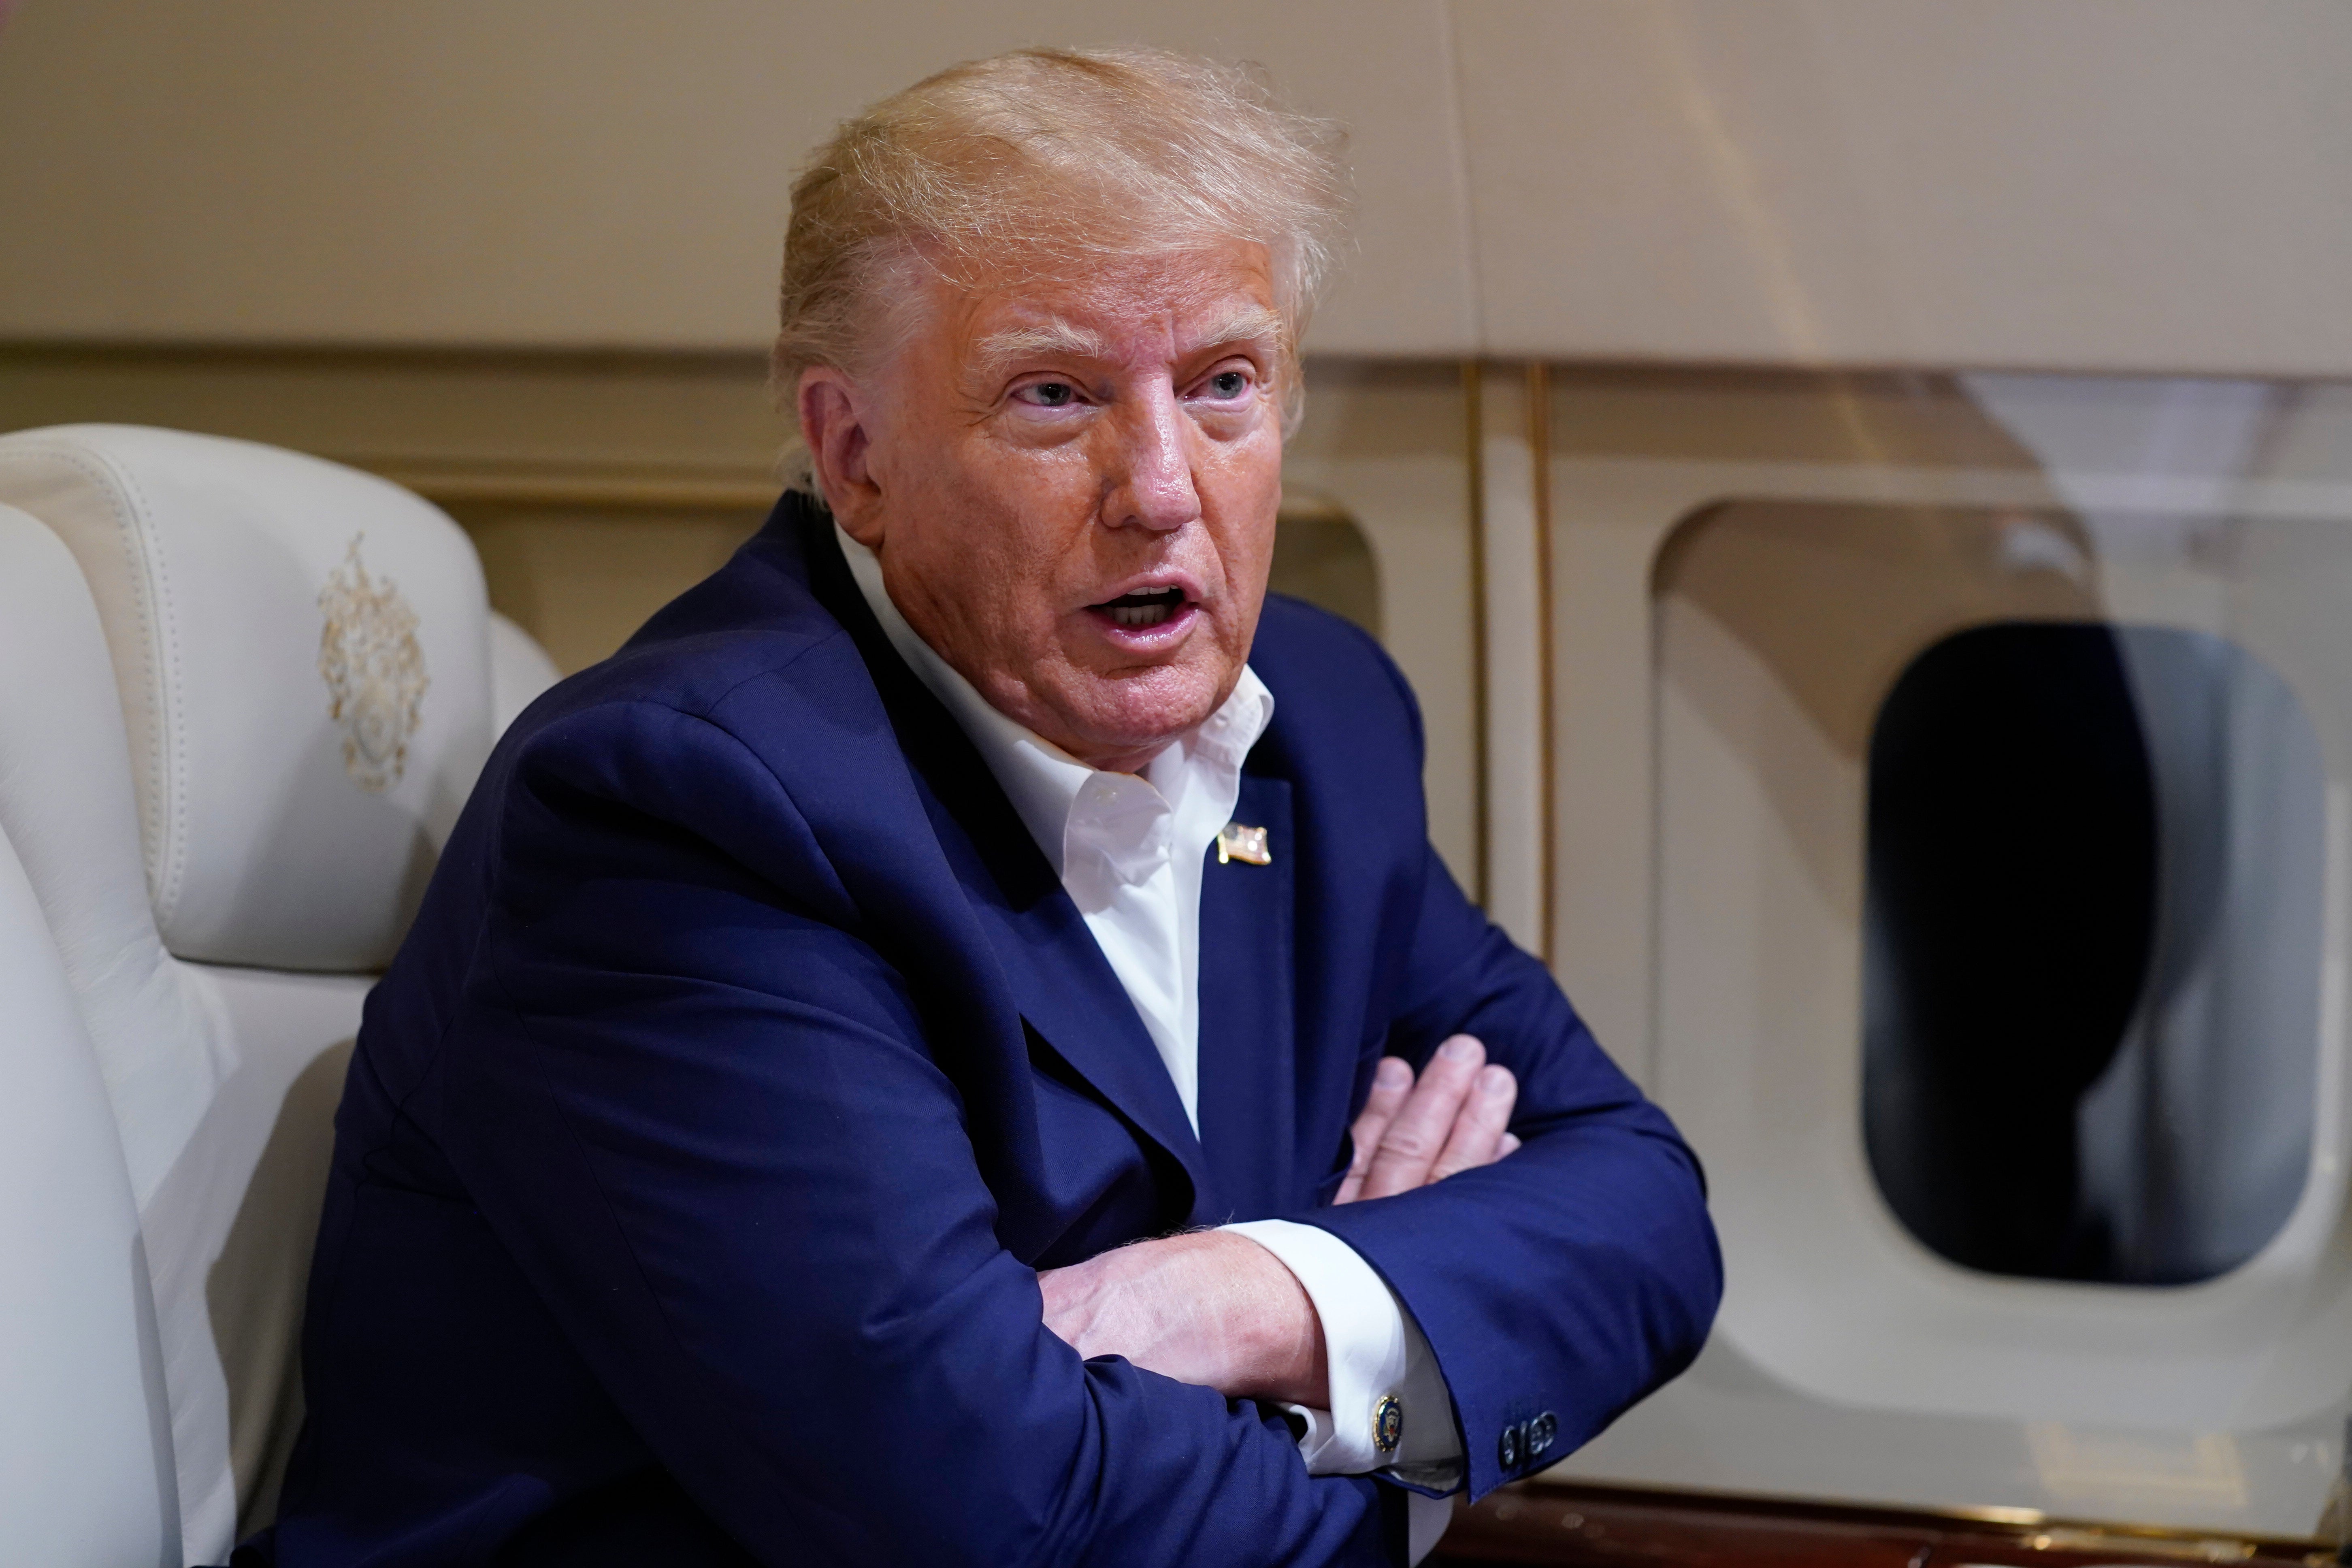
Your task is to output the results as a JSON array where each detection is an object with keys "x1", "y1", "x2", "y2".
[{"x1": 1102, "y1": 588, "x2": 1183, "y2": 628}]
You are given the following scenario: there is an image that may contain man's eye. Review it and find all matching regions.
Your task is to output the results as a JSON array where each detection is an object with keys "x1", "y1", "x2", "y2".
[
  {"x1": 1208, "y1": 370, "x2": 1250, "y2": 399},
  {"x1": 1020, "y1": 381, "x2": 1077, "y2": 408}
]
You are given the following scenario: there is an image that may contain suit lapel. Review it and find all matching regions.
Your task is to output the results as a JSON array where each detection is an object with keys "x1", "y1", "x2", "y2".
[
  {"x1": 794, "y1": 511, "x2": 1210, "y2": 1219},
  {"x1": 966, "y1": 878, "x2": 1210, "y2": 1220},
  {"x1": 1194, "y1": 773, "x2": 1297, "y2": 1221}
]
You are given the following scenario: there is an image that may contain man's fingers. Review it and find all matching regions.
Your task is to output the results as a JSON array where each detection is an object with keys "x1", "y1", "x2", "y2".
[
  {"x1": 1335, "y1": 1056, "x2": 1414, "y2": 1204},
  {"x1": 1358, "y1": 1035, "x2": 1485, "y2": 1200},
  {"x1": 1429, "y1": 1064, "x2": 1517, "y2": 1181},
  {"x1": 1497, "y1": 1132, "x2": 1522, "y2": 1157},
  {"x1": 1351, "y1": 1058, "x2": 1414, "y2": 1160}
]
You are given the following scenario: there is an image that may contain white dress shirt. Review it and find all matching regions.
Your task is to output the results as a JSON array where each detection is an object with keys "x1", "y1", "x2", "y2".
[{"x1": 839, "y1": 528, "x2": 1458, "y2": 1559}]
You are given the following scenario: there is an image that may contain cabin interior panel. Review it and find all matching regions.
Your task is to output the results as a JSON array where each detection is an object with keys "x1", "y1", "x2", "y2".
[{"x1": 12, "y1": 2, "x2": 2352, "y2": 1561}]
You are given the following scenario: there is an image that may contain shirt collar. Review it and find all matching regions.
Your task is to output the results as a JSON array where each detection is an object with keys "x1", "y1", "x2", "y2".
[{"x1": 835, "y1": 522, "x2": 1273, "y2": 876}]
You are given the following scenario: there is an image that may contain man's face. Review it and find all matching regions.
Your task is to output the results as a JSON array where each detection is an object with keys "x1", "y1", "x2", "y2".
[{"x1": 812, "y1": 240, "x2": 1286, "y2": 772}]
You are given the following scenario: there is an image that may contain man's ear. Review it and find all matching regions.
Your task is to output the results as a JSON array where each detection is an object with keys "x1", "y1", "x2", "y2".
[{"x1": 798, "y1": 367, "x2": 886, "y2": 544}]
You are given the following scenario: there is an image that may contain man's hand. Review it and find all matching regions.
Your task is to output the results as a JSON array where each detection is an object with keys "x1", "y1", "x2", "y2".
[
  {"x1": 1335, "y1": 1035, "x2": 1519, "y2": 1204},
  {"x1": 1038, "y1": 1229, "x2": 1329, "y2": 1407},
  {"x1": 1036, "y1": 1037, "x2": 1519, "y2": 1407}
]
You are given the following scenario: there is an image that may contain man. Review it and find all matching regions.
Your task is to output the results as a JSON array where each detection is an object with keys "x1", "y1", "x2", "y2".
[{"x1": 245, "y1": 47, "x2": 1719, "y2": 1568}]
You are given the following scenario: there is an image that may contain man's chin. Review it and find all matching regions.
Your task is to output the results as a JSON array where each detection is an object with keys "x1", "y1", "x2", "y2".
[{"x1": 1050, "y1": 673, "x2": 1231, "y2": 769}]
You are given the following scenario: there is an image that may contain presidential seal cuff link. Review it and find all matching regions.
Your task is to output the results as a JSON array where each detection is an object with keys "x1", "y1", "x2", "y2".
[
  {"x1": 1372, "y1": 1393, "x2": 1404, "y2": 1456},
  {"x1": 1217, "y1": 822, "x2": 1272, "y2": 865}
]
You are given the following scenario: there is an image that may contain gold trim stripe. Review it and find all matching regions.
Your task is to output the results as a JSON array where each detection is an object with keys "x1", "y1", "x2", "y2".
[
  {"x1": 1463, "y1": 360, "x2": 1491, "y2": 910},
  {"x1": 1526, "y1": 362, "x2": 1556, "y2": 965},
  {"x1": 365, "y1": 464, "x2": 1382, "y2": 522},
  {"x1": 1521, "y1": 1476, "x2": 2326, "y2": 1557},
  {"x1": 375, "y1": 467, "x2": 782, "y2": 511}
]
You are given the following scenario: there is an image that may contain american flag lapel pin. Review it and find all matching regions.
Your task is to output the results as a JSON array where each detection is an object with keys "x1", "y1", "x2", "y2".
[{"x1": 1216, "y1": 822, "x2": 1272, "y2": 866}]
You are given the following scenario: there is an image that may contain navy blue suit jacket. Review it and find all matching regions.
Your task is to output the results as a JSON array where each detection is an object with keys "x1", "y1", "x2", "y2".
[{"x1": 245, "y1": 495, "x2": 1720, "y2": 1566}]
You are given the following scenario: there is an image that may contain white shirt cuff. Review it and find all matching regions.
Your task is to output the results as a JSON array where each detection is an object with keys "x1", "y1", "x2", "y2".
[
  {"x1": 1407, "y1": 1491, "x2": 1454, "y2": 1564},
  {"x1": 1219, "y1": 1219, "x2": 1463, "y2": 1479}
]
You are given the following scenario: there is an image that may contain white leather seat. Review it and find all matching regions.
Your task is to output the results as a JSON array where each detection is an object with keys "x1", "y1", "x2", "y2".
[
  {"x1": 0, "y1": 426, "x2": 561, "y2": 1563},
  {"x1": 0, "y1": 507, "x2": 181, "y2": 1568}
]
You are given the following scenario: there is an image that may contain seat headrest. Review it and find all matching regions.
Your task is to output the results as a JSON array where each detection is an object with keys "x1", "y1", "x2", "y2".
[{"x1": 0, "y1": 426, "x2": 493, "y2": 971}]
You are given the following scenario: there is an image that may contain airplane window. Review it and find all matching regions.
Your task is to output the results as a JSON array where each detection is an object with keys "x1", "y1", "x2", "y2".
[{"x1": 1862, "y1": 621, "x2": 2323, "y2": 1285}]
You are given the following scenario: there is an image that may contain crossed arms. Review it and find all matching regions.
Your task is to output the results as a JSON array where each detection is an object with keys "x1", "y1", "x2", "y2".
[
  {"x1": 436, "y1": 699, "x2": 1721, "y2": 1568},
  {"x1": 1039, "y1": 1035, "x2": 1523, "y2": 1409}
]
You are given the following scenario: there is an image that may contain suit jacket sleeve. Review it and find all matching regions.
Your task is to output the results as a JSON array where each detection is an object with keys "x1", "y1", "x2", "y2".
[
  {"x1": 1288, "y1": 641, "x2": 1724, "y2": 1504},
  {"x1": 442, "y1": 698, "x2": 1403, "y2": 1568}
]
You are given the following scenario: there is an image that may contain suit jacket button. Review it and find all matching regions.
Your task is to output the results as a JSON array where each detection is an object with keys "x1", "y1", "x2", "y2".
[
  {"x1": 1498, "y1": 1423, "x2": 1521, "y2": 1469},
  {"x1": 1529, "y1": 1411, "x2": 1558, "y2": 1456}
]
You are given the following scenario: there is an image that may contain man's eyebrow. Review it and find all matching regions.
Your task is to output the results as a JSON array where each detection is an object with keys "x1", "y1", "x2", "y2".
[
  {"x1": 965, "y1": 307, "x2": 1288, "y2": 385},
  {"x1": 1189, "y1": 304, "x2": 1287, "y2": 356},
  {"x1": 967, "y1": 321, "x2": 1114, "y2": 382}
]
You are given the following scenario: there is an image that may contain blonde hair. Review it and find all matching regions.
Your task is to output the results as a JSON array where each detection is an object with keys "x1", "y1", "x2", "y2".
[{"x1": 772, "y1": 47, "x2": 1352, "y2": 481}]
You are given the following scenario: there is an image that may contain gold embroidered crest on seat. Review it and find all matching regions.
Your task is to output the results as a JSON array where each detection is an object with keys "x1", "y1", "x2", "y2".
[{"x1": 318, "y1": 535, "x2": 429, "y2": 792}]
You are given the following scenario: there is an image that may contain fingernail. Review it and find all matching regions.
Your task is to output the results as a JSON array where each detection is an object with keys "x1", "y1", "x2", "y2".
[
  {"x1": 1440, "y1": 1035, "x2": 1479, "y2": 1063},
  {"x1": 1376, "y1": 1057, "x2": 1411, "y2": 1087},
  {"x1": 1481, "y1": 1067, "x2": 1513, "y2": 1097}
]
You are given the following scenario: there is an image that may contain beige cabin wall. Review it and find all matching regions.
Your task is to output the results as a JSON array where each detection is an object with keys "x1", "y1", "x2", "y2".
[
  {"x1": 1534, "y1": 365, "x2": 2352, "y2": 1078},
  {"x1": 1532, "y1": 364, "x2": 2352, "y2": 1533},
  {"x1": 1282, "y1": 361, "x2": 1481, "y2": 894},
  {"x1": 1451, "y1": 0, "x2": 2352, "y2": 373},
  {"x1": 1539, "y1": 370, "x2": 2056, "y2": 1077},
  {"x1": 7, "y1": 2, "x2": 2352, "y2": 371},
  {"x1": 0, "y1": 0, "x2": 1477, "y2": 356},
  {"x1": 11, "y1": 0, "x2": 2352, "y2": 917}
]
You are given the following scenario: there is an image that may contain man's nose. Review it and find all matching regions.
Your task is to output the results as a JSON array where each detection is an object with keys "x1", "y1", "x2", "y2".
[{"x1": 1102, "y1": 383, "x2": 1199, "y2": 533}]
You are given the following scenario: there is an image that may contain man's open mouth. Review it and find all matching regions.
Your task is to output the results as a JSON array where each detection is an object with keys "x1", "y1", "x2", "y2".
[{"x1": 1091, "y1": 586, "x2": 1189, "y2": 628}]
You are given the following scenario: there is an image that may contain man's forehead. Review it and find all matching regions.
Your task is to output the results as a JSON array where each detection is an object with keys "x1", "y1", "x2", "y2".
[
  {"x1": 944, "y1": 247, "x2": 1285, "y2": 369},
  {"x1": 970, "y1": 301, "x2": 1283, "y2": 365}
]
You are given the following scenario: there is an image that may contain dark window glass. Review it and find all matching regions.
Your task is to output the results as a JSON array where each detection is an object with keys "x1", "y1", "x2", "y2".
[{"x1": 1863, "y1": 622, "x2": 2322, "y2": 1285}]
